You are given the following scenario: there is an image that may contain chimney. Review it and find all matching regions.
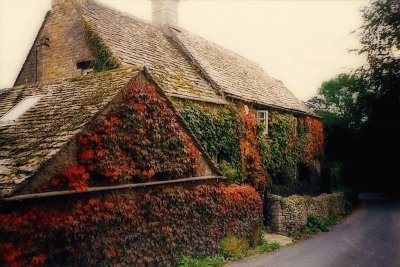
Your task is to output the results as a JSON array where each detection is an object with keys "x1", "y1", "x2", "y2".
[
  {"x1": 51, "y1": 0, "x2": 86, "y2": 9},
  {"x1": 152, "y1": 0, "x2": 179, "y2": 27}
]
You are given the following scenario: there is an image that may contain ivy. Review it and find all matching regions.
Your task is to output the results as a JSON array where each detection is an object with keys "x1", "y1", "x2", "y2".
[
  {"x1": 83, "y1": 21, "x2": 120, "y2": 72},
  {"x1": 176, "y1": 102, "x2": 324, "y2": 193},
  {"x1": 178, "y1": 101, "x2": 244, "y2": 183},
  {"x1": 35, "y1": 79, "x2": 201, "y2": 193},
  {"x1": 0, "y1": 183, "x2": 262, "y2": 266}
]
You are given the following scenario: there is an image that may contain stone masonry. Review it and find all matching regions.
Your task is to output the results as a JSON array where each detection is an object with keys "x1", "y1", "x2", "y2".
[
  {"x1": 265, "y1": 192, "x2": 345, "y2": 235},
  {"x1": 15, "y1": 0, "x2": 93, "y2": 85}
]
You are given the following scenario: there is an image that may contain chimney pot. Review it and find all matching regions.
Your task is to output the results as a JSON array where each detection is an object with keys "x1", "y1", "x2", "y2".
[{"x1": 152, "y1": 0, "x2": 179, "y2": 27}]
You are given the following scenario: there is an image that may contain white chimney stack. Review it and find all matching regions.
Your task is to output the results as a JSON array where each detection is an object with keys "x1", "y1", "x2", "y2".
[{"x1": 152, "y1": 0, "x2": 179, "y2": 27}]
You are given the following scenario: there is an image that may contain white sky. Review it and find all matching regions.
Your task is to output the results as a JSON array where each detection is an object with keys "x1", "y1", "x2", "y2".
[{"x1": 0, "y1": 0, "x2": 368, "y2": 101}]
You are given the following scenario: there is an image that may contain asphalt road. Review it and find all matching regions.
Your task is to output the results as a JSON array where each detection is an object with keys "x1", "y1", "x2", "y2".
[{"x1": 228, "y1": 193, "x2": 400, "y2": 267}]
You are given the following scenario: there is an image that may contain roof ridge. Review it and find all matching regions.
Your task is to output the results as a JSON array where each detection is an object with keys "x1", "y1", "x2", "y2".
[
  {"x1": 76, "y1": 0, "x2": 156, "y2": 28},
  {"x1": 172, "y1": 27, "x2": 267, "y2": 74}
]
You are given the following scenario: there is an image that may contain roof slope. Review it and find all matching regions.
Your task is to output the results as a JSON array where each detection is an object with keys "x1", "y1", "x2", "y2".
[
  {"x1": 76, "y1": 0, "x2": 225, "y2": 104},
  {"x1": 75, "y1": 0, "x2": 313, "y2": 114},
  {"x1": 172, "y1": 29, "x2": 314, "y2": 115},
  {"x1": 0, "y1": 67, "x2": 140, "y2": 197}
]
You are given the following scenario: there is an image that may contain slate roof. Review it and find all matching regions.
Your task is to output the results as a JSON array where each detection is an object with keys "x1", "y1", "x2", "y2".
[
  {"x1": 172, "y1": 29, "x2": 314, "y2": 115},
  {"x1": 0, "y1": 67, "x2": 141, "y2": 197},
  {"x1": 76, "y1": 0, "x2": 225, "y2": 105},
  {"x1": 75, "y1": 0, "x2": 313, "y2": 115}
]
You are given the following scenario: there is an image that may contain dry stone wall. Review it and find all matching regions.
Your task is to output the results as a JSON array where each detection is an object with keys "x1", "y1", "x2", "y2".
[{"x1": 265, "y1": 192, "x2": 345, "y2": 235}]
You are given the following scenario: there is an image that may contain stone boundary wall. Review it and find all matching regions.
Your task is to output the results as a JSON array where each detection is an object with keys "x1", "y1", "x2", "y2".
[{"x1": 265, "y1": 192, "x2": 345, "y2": 235}]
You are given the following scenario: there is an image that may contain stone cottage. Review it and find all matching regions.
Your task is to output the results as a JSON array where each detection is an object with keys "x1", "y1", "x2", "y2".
[{"x1": 0, "y1": 0, "x2": 324, "y2": 265}]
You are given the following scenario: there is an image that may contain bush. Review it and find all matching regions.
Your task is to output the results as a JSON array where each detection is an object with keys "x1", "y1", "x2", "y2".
[
  {"x1": 305, "y1": 214, "x2": 330, "y2": 233},
  {"x1": 218, "y1": 161, "x2": 239, "y2": 182},
  {"x1": 220, "y1": 234, "x2": 250, "y2": 258},
  {"x1": 177, "y1": 255, "x2": 226, "y2": 267}
]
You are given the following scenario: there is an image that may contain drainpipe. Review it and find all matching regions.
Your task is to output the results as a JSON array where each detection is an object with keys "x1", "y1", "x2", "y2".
[{"x1": 35, "y1": 38, "x2": 50, "y2": 83}]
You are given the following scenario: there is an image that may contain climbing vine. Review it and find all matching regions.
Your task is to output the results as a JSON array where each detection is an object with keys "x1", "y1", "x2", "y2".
[
  {"x1": 177, "y1": 101, "x2": 324, "y2": 193},
  {"x1": 36, "y1": 79, "x2": 201, "y2": 192},
  {"x1": 0, "y1": 183, "x2": 262, "y2": 266},
  {"x1": 177, "y1": 101, "x2": 267, "y2": 190},
  {"x1": 178, "y1": 101, "x2": 244, "y2": 182},
  {"x1": 83, "y1": 21, "x2": 120, "y2": 72}
]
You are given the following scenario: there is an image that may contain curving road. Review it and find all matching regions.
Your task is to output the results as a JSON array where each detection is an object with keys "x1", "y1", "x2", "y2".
[{"x1": 228, "y1": 193, "x2": 400, "y2": 267}]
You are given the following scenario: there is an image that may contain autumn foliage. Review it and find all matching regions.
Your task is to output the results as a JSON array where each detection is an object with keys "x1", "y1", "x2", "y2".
[
  {"x1": 0, "y1": 183, "x2": 262, "y2": 266},
  {"x1": 238, "y1": 105, "x2": 267, "y2": 191},
  {"x1": 36, "y1": 79, "x2": 201, "y2": 192},
  {"x1": 301, "y1": 116, "x2": 324, "y2": 165}
]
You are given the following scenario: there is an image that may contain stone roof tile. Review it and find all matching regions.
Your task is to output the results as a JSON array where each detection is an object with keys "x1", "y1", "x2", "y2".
[
  {"x1": 76, "y1": 0, "x2": 225, "y2": 105},
  {"x1": 0, "y1": 67, "x2": 140, "y2": 197},
  {"x1": 171, "y1": 28, "x2": 315, "y2": 115}
]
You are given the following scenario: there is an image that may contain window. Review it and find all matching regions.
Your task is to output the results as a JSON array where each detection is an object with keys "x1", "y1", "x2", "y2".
[
  {"x1": 77, "y1": 60, "x2": 94, "y2": 75},
  {"x1": 257, "y1": 110, "x2": 269, "y2": 135},
  {"x1": 0, "y1": 96, "x2": 42, "y2": 124}
]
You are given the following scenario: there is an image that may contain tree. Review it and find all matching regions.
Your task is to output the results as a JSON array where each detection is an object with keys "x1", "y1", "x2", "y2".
[{"x1": 314, "y1": 0, "x2": 400, "y2": 192}]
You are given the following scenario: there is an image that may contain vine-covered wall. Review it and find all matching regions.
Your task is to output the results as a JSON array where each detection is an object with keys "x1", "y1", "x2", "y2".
[
  {"x1": 176, "y1": 100, "x2": 324, "y2": 193},
  {"x1": 0, "y1": 182, "x2": 263, "y2": 266},
  {"x1": 35, "y1": 75, "x2": 209, "y2": 193},
  {"x1": 83, "y1": 21, "x2": 120, "y2": 72},
  {"x1": 177, "y1": 101, "x2": 267, "y2": 191}
]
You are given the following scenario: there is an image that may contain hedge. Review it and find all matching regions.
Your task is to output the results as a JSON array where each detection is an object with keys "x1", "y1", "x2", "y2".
[{"x1": 0, "y1": 182, "x2": 263, "y2": 266}]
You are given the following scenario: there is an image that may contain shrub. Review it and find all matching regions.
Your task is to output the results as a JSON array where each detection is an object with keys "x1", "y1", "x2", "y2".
[
  {"x1": 305, "y1": 214, "x2": 330, "y2": 233},
  {"x1": 220, "y1": 234, "x2": 250, "y2": 258},
  {"x1": 177, "y1": 255, "x2": 226, "y2": 267}
]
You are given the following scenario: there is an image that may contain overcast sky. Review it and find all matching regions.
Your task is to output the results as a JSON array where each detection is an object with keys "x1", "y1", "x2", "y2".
[{"x1": 0, "y1": 0, "x2": 368, "y2": 101}]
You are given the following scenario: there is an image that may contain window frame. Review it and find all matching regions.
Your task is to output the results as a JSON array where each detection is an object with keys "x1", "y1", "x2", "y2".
[{"x1": 256, "y1": 110, "x2": 269, "y2": 135}]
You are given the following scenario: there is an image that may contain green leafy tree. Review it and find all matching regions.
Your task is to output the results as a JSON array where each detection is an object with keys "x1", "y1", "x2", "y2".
[{"x1": 313, "y1": 0, "x2": 400, "y2": 192}]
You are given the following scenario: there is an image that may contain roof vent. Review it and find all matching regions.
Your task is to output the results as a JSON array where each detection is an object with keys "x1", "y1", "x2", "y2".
[{"x1": 152, "y1": 0, "x2": 180, "y2": 27}]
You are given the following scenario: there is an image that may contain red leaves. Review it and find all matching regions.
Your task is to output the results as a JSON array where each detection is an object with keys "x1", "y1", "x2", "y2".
[
  {"x1": 76, "y1": 80, "x2": 200, "y2": 184},
  {"x1": 104, "y1": 116, "x2": 122, "y2": 127},
  {"x1": 238, "y1": 105, "x2": 267, "y2": 191},
  {"x1": 141, "y1": 169, "x2": 155, "y2": 180},
  {"x1": 80, "y1": 149, "x2": 95, "y2": 162},
  {"x1": 301, "y1": 117, "x2": 324, "y2": 164},
  {"x1": 64, "y1": 165, "x2": 90, "y2": 192},
  {"x1": 0, "y1": 183, "x2": 262, "y2": 266},
  {"x1": 132, "y1": 103, "x2": 145, "y2": 112},
  {"x1": 31, "y1": 253, "x2": 47, "y2": 265}
]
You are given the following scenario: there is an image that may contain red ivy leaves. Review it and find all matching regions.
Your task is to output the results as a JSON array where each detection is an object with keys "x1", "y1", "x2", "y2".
[
  {"x1": 301, "y1": 117, "x2": 324, "y2": 164},
  {"x1": 34, "y1": 80, "x2": 201, "y2": 192},
  {"x1": 238, "y1": 105, "x2": 267, "y2": 191},
  {"x1": 77, "y1": 80, "x2": 200, "y2": 184},
  {"x1": 0, "y1": 183, "x2": 262, "y2": 266},
  {"x1": 64, "y1": 166, "x2": 90, "y2": 192}
]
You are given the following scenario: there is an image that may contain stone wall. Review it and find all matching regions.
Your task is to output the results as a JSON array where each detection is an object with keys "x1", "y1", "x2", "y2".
[
  {"x1": 15, "y1": 0, "x2": 93, "y2": 85},
  {"x1": 265, "y1": 192, "x2": 345, "y2": 235}
]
